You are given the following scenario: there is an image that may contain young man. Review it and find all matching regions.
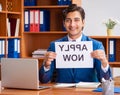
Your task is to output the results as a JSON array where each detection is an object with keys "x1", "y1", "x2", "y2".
[{"x1": 39, "y1": 4, "x2": 111, "y2": 83}]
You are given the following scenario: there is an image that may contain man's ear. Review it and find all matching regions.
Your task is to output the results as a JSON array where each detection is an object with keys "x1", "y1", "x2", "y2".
[
  {"x1": 82, "y1": 19, "x2": 85, "y2": 30},
  {"x1": 82, "y1": 19, "x2": 85, "y2": 26},
  {"x1": 81, "y1": 19, "x2": 85, "y2": 30}
]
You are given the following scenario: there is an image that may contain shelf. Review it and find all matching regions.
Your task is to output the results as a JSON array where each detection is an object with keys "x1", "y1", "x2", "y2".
[
  {"x1": 0, "y1": 11, "x2": 22, "y2": 14},
  {"x1": 0, "y1": 0, "x2": 22, "y2": 59},
  {"x1": 90, "y1": 36, "x2": 120, "y2": 39},
  {"x1": 7, "y1": 36, "x2": 21, "y2": 39},
  {"x1": 23, "y1": 31, "x2": 67, "y2": 34},
  {"x1": 107, "y1": 36, "x2": 120, "y2": 39},
  {"x1": 0, "y1": 37, "x2": 7, "y2": 39},
  {"x1": 24, "y1": 5, "x2": 68, "y2": 9},
  {"x1": 89, "y1": 36, "x2": 108, "y2": 39},
  {"x1": 0, "y1": 36, "x2": 21, "y2": 39},
  {"x1": 7, "y1": 11, "x2": 21, "y2": 15},
  {"x1": 109, "y1": 62, "x2": 120, "y2": 67},
  {"x1": 0, "y1": 11, "x2": 7, "y2": 13}
]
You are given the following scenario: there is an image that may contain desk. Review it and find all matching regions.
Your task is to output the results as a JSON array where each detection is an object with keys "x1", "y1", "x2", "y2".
[{"x1": 0, "y1": 84, "x2": 120, "y2": 95}]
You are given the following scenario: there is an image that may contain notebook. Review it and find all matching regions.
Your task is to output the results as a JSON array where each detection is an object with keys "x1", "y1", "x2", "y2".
[{"x1": 1, "y1": 58, "x2": 50, "y2": 90}]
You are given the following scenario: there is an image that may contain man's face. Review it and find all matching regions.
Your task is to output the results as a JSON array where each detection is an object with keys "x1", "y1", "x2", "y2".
[{"x1": 63, "y1": 11, "x2": 85, "y2": 39}]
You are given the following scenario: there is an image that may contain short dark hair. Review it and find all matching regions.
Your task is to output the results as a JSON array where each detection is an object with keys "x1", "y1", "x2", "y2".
[{"x1": 62, "y1": 4, "x2": 85, "y2": 21}]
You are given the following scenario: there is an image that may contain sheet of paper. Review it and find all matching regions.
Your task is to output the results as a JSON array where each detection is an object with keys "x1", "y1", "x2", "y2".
[
  {"x1": 55, "y1": 41, "x2": 93, "y2": 68},
  {"x1": 53, "y1": 82, "x2": 101, "y2": 89},
  {"x1": 53, "y1": 83, "x2": 76, "y2": 88},
  {"x1": 76, "y1": 82, "x2": 101, "y2": 88}
]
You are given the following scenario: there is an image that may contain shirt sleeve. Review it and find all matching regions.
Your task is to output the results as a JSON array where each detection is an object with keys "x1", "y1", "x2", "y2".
[
  {"x1": 101, "y1": 63, "x2": 109, "y2": 73},
  {"x1": 43, "y1": 61, "x2": 50, "y2": 72},
  {"x1": 44, "y1": 66, "x2": 50, "y2": 72}
]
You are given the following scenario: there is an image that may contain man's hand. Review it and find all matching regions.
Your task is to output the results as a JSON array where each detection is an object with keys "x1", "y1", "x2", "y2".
[
  {"x1": 91, "y1": 50, "x2": 108, "y2": 68},
  {"x1": 44, "y1": 51, "x2": 56, "y2": 68}
]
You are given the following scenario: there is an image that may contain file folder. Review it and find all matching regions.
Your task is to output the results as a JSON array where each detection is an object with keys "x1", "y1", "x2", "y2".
[
  {"x1": 8, "y1": 39, "x2": 19, "y2": 58},
  {"x1": 24, "y1": 0, "x2": 29, "y2": 6},
  {"x1": 24, "y1": 10, "x2": 30, "y2": 31},
  {"x1": 58, "y1": 0, "x2": 63, "y2": 5},
  {"x1": 67, "y1": 0, "x2": 72, "y2": 5},
  {"x1": 108, "y1": 39, "x2": 116, "y2": 62},
  {"x1": 40, "y1": 10, "x2": 50, "y2": 31},
  {"x1": 29, "y1": 0, "x2": 36, "y2": 6},
  {"x1": 1, "y1": 39, "x2": 5, "y2": 58},
  {"x1": 34, "y1": 10, "x2": 40, "y2": 32},
  {"x1": 30, "y1": 10, "x2": 35, "y2": 32}
]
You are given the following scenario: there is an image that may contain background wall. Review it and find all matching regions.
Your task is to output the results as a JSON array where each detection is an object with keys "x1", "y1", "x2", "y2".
[
  {"x1": 82, "y1": 0, "x2": 120, "y2": 36},
  {"x1": 82, "y1": 0, "x2": 120, "y2": 77},
  {"x1": 112, "y1": 68, "x2": 120, "y2": 77}
]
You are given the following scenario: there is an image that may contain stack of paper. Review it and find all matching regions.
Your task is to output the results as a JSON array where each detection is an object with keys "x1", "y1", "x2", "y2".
[
  {"x1": 54, "y1": 82, "x2": 101, "y2": 89},
  {"x1": 76, "y1": 82, "x2": 101, "y2": 89},
  {"x1": 32, "y1": 49, "x2": 47, "y2": 58},
  {"x1": 54, "y1": 83, "x2": 76, "y2": 88}
]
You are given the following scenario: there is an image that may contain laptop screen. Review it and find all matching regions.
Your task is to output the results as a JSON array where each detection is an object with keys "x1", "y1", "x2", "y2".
[{"x1": 1, "y1": 58, "x2": 40, "y2": 89}]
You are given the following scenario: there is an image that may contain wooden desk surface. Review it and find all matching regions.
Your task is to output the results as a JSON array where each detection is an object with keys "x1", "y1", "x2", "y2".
[
  {"x1": 0, "y1": 87, "x2": 103, "y2": 95},
  {"x1": 0, "y1": 84, "x2": 120, "y2": 95}
]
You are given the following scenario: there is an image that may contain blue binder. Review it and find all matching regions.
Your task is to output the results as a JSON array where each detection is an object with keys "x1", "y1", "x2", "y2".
[
  {"x1": 1, "y1": 39, "x2": 5, "y2": 58},
  {"x1": 29, "y1": 0, "x2": 36, "y2": 6},
  {"x1": 0, "y1": 39, "x2": 5, "y2": 58},
  {"x1": 24, "y1": 0, "x2": 36, "y2": 6},
  {"x1": 8, "y1": 39, "x2": 20, "y2": 58},
  {"x1": 40, "y1": 10, "x2": 50, "y2": 31},
  {"x1": 58, "y1": 0, "x2": 63, "y2": 5},
  {"x1": 67, "y1": 0, "x2": 72, "y2": 5},
  {"x1": 0, "y1": 40, "x2": 1, "y2": 58},
  {"x1": 108, "y1": 39, "x2": 116, "y2": 62},
  {"x1": 63, "y1": 0, "x2": 67, "y2": 5},
  {"x1": 24, "y1": 10, "x2": 30, "y2": 32},
  {"x1": 17, "y1": 39, "x2": 21, "y2": 58},
  {"x1": 24, "y1": 0, "x2": 29, "y2": 6}
]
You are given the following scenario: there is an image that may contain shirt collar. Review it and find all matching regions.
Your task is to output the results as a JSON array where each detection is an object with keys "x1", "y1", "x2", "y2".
[{"x1": 67, "y1": 34, "x2": 83, "y2": 42}]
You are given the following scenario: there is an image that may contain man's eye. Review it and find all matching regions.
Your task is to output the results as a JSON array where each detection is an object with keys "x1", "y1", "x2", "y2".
[
  {"x1": 65, "y1": 19, "x2": 71, "y2": 22},
  {"x1": 75, "y1": 19, "x2": 80, "y2": 22}
]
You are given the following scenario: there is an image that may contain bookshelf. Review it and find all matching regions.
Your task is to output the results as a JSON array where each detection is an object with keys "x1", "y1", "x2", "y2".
[
  {"x1": 0, "y1": 0, "x2": 22, "y2": 58},
  {"x1": 21, "y1": 0, "x2": 120, "y2": 67},
  {"x1": 21, "y1": 0, "x2": 81, "y2": 58},
  {"x1": 89, "y1": 36, "x2": 120, "y2": 67},
  {"x1": 19, "y1": 0, "x2": 120, "y2": 67},
  {"x1": 0, "y1": 0, "x2": 120, "y2": 67}
]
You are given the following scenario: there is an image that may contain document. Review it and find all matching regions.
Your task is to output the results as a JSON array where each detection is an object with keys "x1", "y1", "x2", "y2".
[
  {"x1": 55, "y1": 41, "x2": 93, "y2": 68},
  {"x1": 76, "y1": 82, "x2": 101, "y2": 88},
  {"x1": 54, "y1": 83, "x2": 75, "y2": 88},
  {"x1": 53, "y1": 82, "x2": 101, "y2": 89}
]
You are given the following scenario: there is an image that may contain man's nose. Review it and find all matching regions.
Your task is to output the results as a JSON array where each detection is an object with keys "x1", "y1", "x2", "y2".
[{"x1": 70, "y1": 20, "x2": 76, "y2": 26}]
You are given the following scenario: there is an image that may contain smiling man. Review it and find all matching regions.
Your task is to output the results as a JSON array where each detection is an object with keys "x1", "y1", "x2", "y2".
[{"x1": 39, "y1": 4, "x2": 112, "y2": 83}]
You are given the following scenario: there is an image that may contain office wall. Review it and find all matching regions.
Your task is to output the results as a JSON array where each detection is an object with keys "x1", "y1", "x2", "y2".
[
  {"x1": 112, "y1": 68, "x2": 120, "y2": 77},
  {"x1": 82, "y1": 0, "x2": 120, "y2": 77},
  {"x1": 82, "y1": 0, "x2": 120, "y2": 36}
]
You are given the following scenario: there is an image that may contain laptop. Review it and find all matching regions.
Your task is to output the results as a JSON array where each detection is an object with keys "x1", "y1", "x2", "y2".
[{"x1": 1, "y1": 58, "x2": 50, "y2": 90}]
